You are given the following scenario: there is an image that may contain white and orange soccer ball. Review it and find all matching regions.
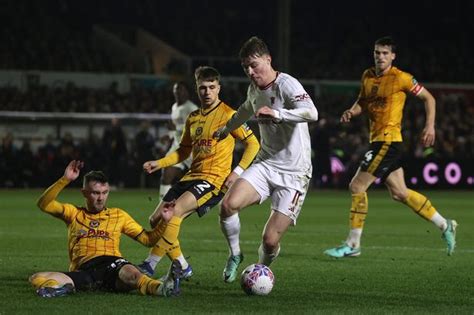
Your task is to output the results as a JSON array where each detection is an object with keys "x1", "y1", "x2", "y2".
[{"x1": 240, "y1": 263, "x2": 274, "y2": 296}]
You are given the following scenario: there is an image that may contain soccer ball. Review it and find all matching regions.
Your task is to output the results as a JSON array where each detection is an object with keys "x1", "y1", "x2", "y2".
[{"x1": 240, "y1": 263, "x2": 274, "y2": 295}]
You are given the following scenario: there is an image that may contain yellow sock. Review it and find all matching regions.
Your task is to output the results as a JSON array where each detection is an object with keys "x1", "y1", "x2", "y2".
[
  {"x1": 350, "y1": 192, "x2": 368, "y2": 229},
  {"x1": 404, "y1": 189, "x2": 436, "y2": 220},
  {"x1": 30, "y1": 276, "x2": 60, "y2": 289},
  {"x1": 167, "y1": 240, "x2": 182, "y2": 260},
  {"x1": 149, "y1": 218, "x2": 172, "y2": 257},
  {"x1": 136, "y1": 274, "x2": 162, "y2": 296},
  {"x1": 156, "y1": 216, "x2": 183, "y2": 253}
]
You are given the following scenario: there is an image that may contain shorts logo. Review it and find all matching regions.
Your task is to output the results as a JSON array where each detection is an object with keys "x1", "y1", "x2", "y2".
[
  {"x1": 364, "y1": 150, "x2": 374, "y2": 162},
  {"x1": 89, "y1": 220, "x2": 100, "y2": 228}
]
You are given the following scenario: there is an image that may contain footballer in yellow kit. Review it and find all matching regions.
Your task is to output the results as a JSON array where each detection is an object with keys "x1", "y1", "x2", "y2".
[{"x1": 137, "y1": 66, "x2": 260, "y2": 278}]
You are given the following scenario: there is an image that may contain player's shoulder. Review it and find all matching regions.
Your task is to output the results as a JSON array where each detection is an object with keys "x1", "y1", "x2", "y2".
[
  {"x1": 275, "y1": 72, "x2": 304, "y2": 92},
  {"x1": 217, "y1": 101, "x2": 237, "y2": 115},
  {"x1": 188, "y1": 108, "x2": 201, "y2": 118},
  {"x1": 391, "y1": 66, "x2": 412, "y2": 78}
]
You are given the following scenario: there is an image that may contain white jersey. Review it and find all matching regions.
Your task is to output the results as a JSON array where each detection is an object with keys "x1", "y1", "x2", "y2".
[
  {"x1": 226, "y1": 72, "x2": 318, "y2": 176},
  {"x1": 170, "y1": 100, "x2": 199, "y2": 149}
]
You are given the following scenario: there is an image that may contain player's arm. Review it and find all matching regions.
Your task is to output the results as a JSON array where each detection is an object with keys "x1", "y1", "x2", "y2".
[
  {"x1": 340, "y1": 101, "x2": 363, "y2": 123},
  {"x1": 122, "y1": 212, "x2": 163, "y2": 246},
  {"x1": 214, "y1": 98, "x2": 255, "y2": 140},
  {"x1": 36, "y1": 160, "x2": 82, "y2": 217},
  {"x1": 224, "y1": 129, "x2": 260, "y2": 189},
  {"x1": 267, "y1": 80, "x2": 318, "y2": 123},
  {"x1": 416, "y1": 87, "x2": 436, "y2": 147},
  {"x1": 143, "y1": 118, "x2": 193, "y2": 174}
]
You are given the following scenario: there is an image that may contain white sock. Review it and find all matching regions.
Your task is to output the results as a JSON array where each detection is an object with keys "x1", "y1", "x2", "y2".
[
  {"x1": 346, "y1": 228, "x2": 362, "y2": 248},
  {"x1": 220, "y1": 213, "x2": 241, "y2": 256},
  {"x1": 258, "y1": 243, "x2": 280, "y2": 266},
  {"x1": 430, "y1": 212, "x2": 447, "y2": 231},
  {"x1": 145, "y1": 254, "x2": 162, "y2": 270},
  {"x1": 176, "y1": 254, "x2": 189, "y2": 269},
  {"x1": 159, "y1": 184, "x2": 171, "y2": 200}
]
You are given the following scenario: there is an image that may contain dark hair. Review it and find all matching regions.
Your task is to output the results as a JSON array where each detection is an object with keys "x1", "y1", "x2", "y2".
[
  {"x1": 83, "y1": 171, "x2": 108, "y2": 187},
  {"x1": 239, "y1": 36, "x2": 270, "y2": 60},
  {"x1": 194, "y1": 66, "x2": 220, "y2": 83},
  {"x1": 375, "y1": 36, "x2": 396, "y2": 53}
]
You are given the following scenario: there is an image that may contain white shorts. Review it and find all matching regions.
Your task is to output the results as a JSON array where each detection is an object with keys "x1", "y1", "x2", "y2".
[
  {"x1": 240, "y1": 162, "x2": 310, "y2": 225},
  {"x1": 168, "y1": 141, "x2": 192, "y2": 170}
]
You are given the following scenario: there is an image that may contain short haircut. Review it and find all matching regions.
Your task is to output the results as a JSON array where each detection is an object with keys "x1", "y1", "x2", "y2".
[
  {"x1": 375, "y1": 36, "x2": 397, "y2": 53},
  {"x1": 239, "y1": 36, "x2": 270, "y2": 60},
  {"x1": 194, "y1": 66, "x2": 220, "y2": 83},
  {"x1": 83, "y1": 170, "x2": 108, "y2": 187}
]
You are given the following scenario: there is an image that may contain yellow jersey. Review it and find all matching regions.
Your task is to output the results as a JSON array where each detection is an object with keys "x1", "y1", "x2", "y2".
[
  {"x1": 358, "y1": 66, "x2": 423, "y2": 142},
  {"x1": 157, "y1": 101, "x2": 259, "y2": 189},
  {"x1": 37, "y1": 177, "x2": 161, "y2": 271}
]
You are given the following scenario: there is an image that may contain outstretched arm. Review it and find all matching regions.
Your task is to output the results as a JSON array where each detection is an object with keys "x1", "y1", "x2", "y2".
[
  {"x1": 417, "y1": 88, "x2": 436, "y2": 147},
  {"x1": 37, "y1": 160, "x2": 83, "y2": 216}
]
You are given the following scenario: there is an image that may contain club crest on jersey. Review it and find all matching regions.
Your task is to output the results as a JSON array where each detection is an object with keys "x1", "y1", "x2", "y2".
[
  {"x1": 89, "y1": 220, "x2": 100, "y2": 228},
  {"x1": 195, "y1": 127, "x2": 203, "y2": 136}
]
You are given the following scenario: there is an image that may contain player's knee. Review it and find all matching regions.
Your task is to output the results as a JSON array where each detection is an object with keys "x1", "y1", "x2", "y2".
[
  {"x1": 262, "y1": 234, "x2": 279, "y2": 251},
  {"x1": 391, "y1": 190, "x2": 407, "y2": 202},
  {"x1": 349, "y1": 180, "x2": 362, "y2": 194},
  {"x1": 220, "y1": 196, "x2": 240, "y2": 217},
  {"x1": 119, "y1": 265, "x2": 141, "y2": 286}
]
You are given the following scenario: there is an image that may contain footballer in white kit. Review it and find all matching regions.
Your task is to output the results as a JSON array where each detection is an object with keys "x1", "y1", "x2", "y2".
[
  {"x1": 168, "y1": 99, "x2": 198, "y2": 170},
  {"x1": 216, "y1": 36, "x2": 318, "y2": 284},
  {"x1": 228, "y1": 72, "x2": 317, "y2": 222}
]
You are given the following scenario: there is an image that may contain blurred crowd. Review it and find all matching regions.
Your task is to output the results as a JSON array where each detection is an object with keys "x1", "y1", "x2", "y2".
[
  {"x1": 1, "y1": 0, "x2": 472, "y2": 188},
  {"x1": 1, "y1": 82, "x2": 472, "y2": 189}
]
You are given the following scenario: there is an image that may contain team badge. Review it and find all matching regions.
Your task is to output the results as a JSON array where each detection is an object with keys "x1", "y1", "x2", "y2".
[{"x1": 89, "y1": 220, "x2": 100, "y2": 228}]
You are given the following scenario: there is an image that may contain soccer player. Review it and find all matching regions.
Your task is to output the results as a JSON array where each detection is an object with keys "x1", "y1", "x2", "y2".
[
  {"x1": 137, "y1": 66, "x2": 260, "y2": 279},
  {"x1": 29, "y1": 160, "x2": 182, "y2": 298},
  {"x1": 324, "y1": 36, "x2": 457, "y2": 258},
  {"x1": 160, "y1": 82, "x2": 199, "y2": 199},
  {"x1": 214, "y1": 36, "x2": 319, "y2": 282}
]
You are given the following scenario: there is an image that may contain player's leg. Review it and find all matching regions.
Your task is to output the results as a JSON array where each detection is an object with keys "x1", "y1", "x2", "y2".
[
  {"x1": 29, "y1": 271, "x2": 75, "y2": 297},
  {"x1": 259, "y1": 175, "x2": 309, "y2": 266},
  {"x1": 324, "y1": 168, "x2": 375, "y2": 258},
  {"x1": 160, "y1": 166, "x2": 186, "y2": 200},
  {"x1": 117, "y1": 263, "x2": 181, "y2": 297},
  {"x1": 385, "y1": 168, "x2": 457, "y2": 255},
  {"x1": 259, "y1": 211, "x2": 291, "y2": 266},
  {"x1": 138, "y1": 201, "x2": 170, "y2": 276},
  {"x1": 220, "y1": 177, "x2": 262, "y2": 282}
]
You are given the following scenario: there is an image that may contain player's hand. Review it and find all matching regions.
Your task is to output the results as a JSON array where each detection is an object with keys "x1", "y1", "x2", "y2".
[
  {"x1": 340, "y1": 110, "x2": 353, "y2": 123},
  {"x1": 64, "y1": 160, "x2": 83, "y2": 181},
  {"x1": 421, "y1": 125, "x2": 435, "y2": 147},
  {"x1": 143, "y1": 160, "x2": 161, "y2": 174},
  {"x1": 213, "y1": 127, "x2": 229, "y2": 141},
  {"x1": 255, "y1": 106, "x2": 276, "y2": 118},
  {"x1": 223, "y1": 172, "x2": 239, "y2": 190}
]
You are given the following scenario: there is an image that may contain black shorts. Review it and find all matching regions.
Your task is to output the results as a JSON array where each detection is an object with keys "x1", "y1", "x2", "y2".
[
  {"x1": 163, "y1": 179, "x2": 224, "y2": 217},
  {"x1": 359, "y1": 142, "x2": 403, "y2": 181},
  {"x1": 64, "y1": 256, "x2": 132, "y2": 292}
]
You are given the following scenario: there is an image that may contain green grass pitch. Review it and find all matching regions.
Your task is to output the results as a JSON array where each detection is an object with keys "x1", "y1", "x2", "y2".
[{"x1": 0, "y1": 189, "x2": 472, "y2": 314}]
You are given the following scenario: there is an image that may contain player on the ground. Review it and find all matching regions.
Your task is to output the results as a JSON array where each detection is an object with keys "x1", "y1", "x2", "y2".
[
  {"x1": 29, "y1": 160, "x2": 182, "y2": 298},
  {"x1": 324, "y1": 36, "x2": 457, "y2": 258},
  {"x1": 137, "y1": 66, "x2": 260, "y2": 280},
  {"x1": 214, "y1": 36, "x2": 319, "y2": 282}
]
